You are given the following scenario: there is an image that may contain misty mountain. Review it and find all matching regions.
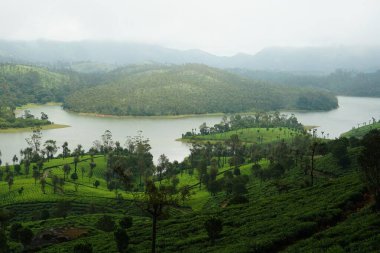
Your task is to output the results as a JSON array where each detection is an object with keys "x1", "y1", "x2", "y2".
[{"x1": 0, "y1": 40, "x2": 380, "y2": 72}]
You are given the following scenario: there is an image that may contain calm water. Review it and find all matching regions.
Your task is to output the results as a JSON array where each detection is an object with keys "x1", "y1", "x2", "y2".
[{"x1": 0, "y1": 96, "x2": 379, "y2": 164}]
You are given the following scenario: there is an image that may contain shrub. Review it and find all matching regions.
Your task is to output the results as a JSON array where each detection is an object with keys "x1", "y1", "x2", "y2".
[
  {"x1": 114, "y1": 228, "x2": 129, "y2": 253},
  {"x1": 73, "y1": 242, "x2": 93, "y2": 253},
  {"x1": 10, "y1": 223, "x2": 23, "y2": 241},
  {"x1": 119, "y1": 216, "x2": 133, "y2": 229},
  {"x1": 204, "y1": 217, "x2": 223, "y2": 244},
  {"x1": 0, "y1": 231, "x2": 9, "y2": 253},
  {"x1": 19, "y1": 227, "x2": 34, "y2": 246},
  {"x1": 96, "y1": 215, "x2": 116, "y2": 232},
  {"x1": 40, "y1": 209, "x2": 50, "y2": 220}
]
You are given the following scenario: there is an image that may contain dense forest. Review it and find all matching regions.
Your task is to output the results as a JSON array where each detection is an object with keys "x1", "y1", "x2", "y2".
[
  {"x1": 0, "y1": 64, "x2": 104, "y2": 128},
  {"x1": 0, "y1": 117, "x2": 379, "y2": 252},
  {"x1": 63, "y1": 64, "x2": 338, "y2": 116},
  {"x1": 0, "y1": 64, "x2": 106, "y2": 108},
  {"x1": 232, "y1": 69, "x2": 380, "y2": 97},
  {"x1": 0, "y1": 63, "x2": 339, "y2": 120}
]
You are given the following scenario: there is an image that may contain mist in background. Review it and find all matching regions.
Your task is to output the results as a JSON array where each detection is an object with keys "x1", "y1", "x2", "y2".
[{"x1": 0, "y1": 0, "x2": 379, "y2": 55}]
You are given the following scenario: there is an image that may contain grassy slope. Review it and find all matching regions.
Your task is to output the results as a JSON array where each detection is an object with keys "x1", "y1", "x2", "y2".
[
  {"x1": 0, "y1": 156, "x2": 120, "y2": 207},
  {"x1": 37, "y1": 159, "x2": 373, "y2": 253},
  {"x1": 1, "y1": 148, "x2": 378, "y2": 252},
  {"x1": 341, "y1": 122, "x2": 380, "y2": 138},
  {"x1": 180, "y1": 127, "x2": 302, "y2": 144}
]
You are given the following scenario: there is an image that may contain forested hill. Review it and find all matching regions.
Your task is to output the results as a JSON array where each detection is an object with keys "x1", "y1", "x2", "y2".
[
  {"x1": 231, "y1": 69, "x2": 380, "y2": 97},
  {"x1": 0, "y1": 64, "x2": 104, "y2": 108},
  {"x1": 63, "y1": 64, "x2": 338, "y2": 116}
]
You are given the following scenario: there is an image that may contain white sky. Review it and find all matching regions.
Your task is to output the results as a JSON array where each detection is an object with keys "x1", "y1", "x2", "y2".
[{"x1": 0, "y1": 0, "x2": 379, "y2": 55}]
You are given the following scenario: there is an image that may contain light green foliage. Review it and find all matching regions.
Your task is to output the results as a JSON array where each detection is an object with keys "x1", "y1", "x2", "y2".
[
  {"x1": 183, "y1": 127, "x2": 302, "y2": 144},
  {"x1": 341, "y1": 122, "x2": 380, "y2": 138}
]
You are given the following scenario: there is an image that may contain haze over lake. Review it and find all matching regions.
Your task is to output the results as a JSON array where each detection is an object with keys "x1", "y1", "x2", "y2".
[{"x1": 0, "y1": 96, "x2": 378, "y2": 164}]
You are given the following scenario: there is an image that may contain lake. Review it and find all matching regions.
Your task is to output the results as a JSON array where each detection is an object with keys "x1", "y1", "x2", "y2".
[{"x1": 0, "y1": 96, "x2": 379, "y2": 164}]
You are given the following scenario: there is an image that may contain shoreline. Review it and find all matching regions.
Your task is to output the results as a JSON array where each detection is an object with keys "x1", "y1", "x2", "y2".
[
  {"x1": 16, "y1": 102, "x2": 336, "y2": 119},
  {"x1": 73, "y1": 110, "x2": 331, "y2": 120},
  {"x1": 15, "y1": 102, "x2": 63, "y2": 111},
  {"x1": 0, "y1": 124, "x2": 70, "y2": 133}
]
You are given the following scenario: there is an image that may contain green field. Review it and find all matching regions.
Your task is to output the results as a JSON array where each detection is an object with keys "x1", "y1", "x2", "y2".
[
  {"x1": 2, "y1": 149, "x2": 377, "y2": 253},
  {"x1": 341, "y1": 122, "x2": 380, "y2": 138},
  {"x1": 180, "y1": 127, "x2": 303, "y2": 144},
  {"x1": 1, "y1": 131, "x2": 379, "y2": 252}
]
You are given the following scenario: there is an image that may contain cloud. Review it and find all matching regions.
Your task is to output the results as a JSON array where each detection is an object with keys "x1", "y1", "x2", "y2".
[{"x1": 0, "y1": 0, "x2": 379, "y2": 55}]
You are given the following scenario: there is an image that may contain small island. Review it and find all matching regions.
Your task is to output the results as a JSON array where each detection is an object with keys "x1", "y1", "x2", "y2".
[{"x1": 0, "y1": 106, "x2": 69, "y2": 132}]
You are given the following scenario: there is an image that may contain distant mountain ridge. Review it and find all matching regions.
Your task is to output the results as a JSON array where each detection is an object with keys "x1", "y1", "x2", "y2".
[{"x1": 0, "y1": 40, "x2": 380, "y2": 72}]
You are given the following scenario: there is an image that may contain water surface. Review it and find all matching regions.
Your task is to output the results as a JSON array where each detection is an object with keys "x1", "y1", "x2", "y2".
[{"x1": 0, "y1": 96, "x2": 379, "y2": 164}]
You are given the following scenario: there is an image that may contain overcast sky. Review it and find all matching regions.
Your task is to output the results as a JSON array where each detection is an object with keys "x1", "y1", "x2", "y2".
[{"x1": 0, "y1": 0, "x2": 379, "y2": 55}]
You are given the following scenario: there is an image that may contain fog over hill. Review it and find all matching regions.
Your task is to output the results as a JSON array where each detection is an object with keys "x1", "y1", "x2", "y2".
[{"x1": 0, "y1": 40, "x2": 380, "y2": 73}]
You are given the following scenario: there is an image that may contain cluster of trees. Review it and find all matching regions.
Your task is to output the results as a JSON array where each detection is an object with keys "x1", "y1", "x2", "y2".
[
  {"x1": 0, "y1": 106, "x2": 51, "y2": 129},
  {"x1": 184, "y1": 112, "x2": 304, "y2": 137}
]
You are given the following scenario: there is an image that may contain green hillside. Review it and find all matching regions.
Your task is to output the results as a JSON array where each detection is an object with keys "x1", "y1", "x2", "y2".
[
  {"x1": 0, "y1": 64, "x2": 72, "y2": 106},
  {"x1": 63, "y1": 64, "x2": 338, "y2": 116},
  {"x1": 341, "y1": 121, "x2": 380, "y2": 138},
  {"x1": 1, "y1": 128, "x2": 379, "y2": 252}
]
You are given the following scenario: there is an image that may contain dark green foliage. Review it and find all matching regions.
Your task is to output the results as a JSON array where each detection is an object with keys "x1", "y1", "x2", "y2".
[
  {"x1": 0, "y1": 208, "x2": 11, "y2": 230},
  {"x1": 14, "y1": 164, "x2": 21, "y2": 175},
  {"x1": 260, "y1": 162, "x2": 285, "y2": 180},
  {"x1": 283, "y1": 209, "x2": 380, "y2": 253},
  {"x1": 9, "y1": 222, "x2": 34, "y2": 246},
  {"x1": 40, "y1": 209, "x2": 50, "y2": 220},
  {"x1": 9, "y1": 222, "x2": 22, "y2": 241},
  {"x1": 0, "y1": 231, "x2": 9, "y2": 253},
  {"x1": 358, "y1": 130, "x2": 380, "y2": 210},
  {"x1": 204, "y1": 216, "x2": 223, "y2": 244},
  {"x1": 93, "y1": 180, "x2": 100, "y2": 188},
  {"x1": 96, "y1": 215, "x2": 116, "y2": 232},
  {"x1": 18, "y1": 227, "x2": 34, "y2": 246},
  {"x1": 119, "y1": 216, "x2": 133, "y2": 229},
  {"x1": 73, "y1": 242, "x2": 93, "y2": 253},
  {"x1": 54, "y1": 200, "x2": 72, "y2": 219},
  {"x1": 114, "y1": 228, "x2": 129, "y2": 253},
  {"x1": 71, "y1": 172, "x2": 79, "y2": 180},
  {"x1": 330, "y1": 138, "x2": 351, "y2": 169},
  {"x1": 207, "y1": 180, "x2": 223, "y2": 196},
  {"x1": 232, "y1": 176, "x2": 248, "y2": 196}
]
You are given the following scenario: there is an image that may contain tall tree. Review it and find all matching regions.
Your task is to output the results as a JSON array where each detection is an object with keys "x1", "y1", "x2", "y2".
[
  {"x1": 25, "y1": 126, "x2": 42, "y2": 158},
  {"x1": 61, "y1": 141, "x2": 70, "y2": 159},
  {"x1": 156, "y1": 154, "x2": 169, "y2": 185},
  {"x1": 44, "y1": 140, "x2": 58, "y2": 161},
  {"x1": 358, "y1": 130, "x2": 380, "y2": 210},
  {"x1": 137, "y1": 181, "x2": 179, "y2": 253},
  {"x1": 63, "y1": 164, "x2": 71, "y2": 181}
]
